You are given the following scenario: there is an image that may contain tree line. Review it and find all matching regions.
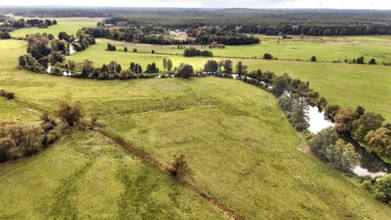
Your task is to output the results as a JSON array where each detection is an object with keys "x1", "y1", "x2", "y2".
[{"x1": 0, "y1": 18, "x2": 57, "y2": 33}]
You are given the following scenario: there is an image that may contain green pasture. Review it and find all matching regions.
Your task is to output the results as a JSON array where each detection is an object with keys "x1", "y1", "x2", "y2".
[
  {"x1": 10, "y1": 17, "x2": 101, "y2": 38},
  {"x1": 69, "y1": 39, "x2": 391, "y2": 121},
  {"x1": 0, "y1": 130, "x2": 224, "y2": 219},
  {"x1": 102, "y1": 35, "x2": 391, "y2": 64}
]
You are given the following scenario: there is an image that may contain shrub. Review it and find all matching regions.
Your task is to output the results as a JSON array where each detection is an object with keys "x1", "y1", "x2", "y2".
[
  {"x1": 5, "y1": 92, "x2": 15, "y2": 99},
  {"x1": 167, "y1": 154, "x2": 188, "y2": 178},
  {"x1": 311, "y1": 56, "x2": 317, "y2": 62},
  {"x1": 263, "y1": 53, "x2": 272, "y2": 59},
  {"x1": 54, "y1": 101, "x2": 82, "y2": 126},
  {"x1": 356, "y1": 56, "x2": 365, "y2": 64},
  {"x1": 369, "y1": 58, "x2": 376, "y2": 65},
  {"x1": 374, "y1": 174, "x2": 391, "y2": 204},
  {"x1": 176, "y1": 64, "x2": 193, "y2": 78}
]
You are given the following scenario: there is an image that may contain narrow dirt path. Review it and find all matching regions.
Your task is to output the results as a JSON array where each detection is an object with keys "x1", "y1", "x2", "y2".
[{"x1": 11, "y1": 97, "x2": 248, "y2": 220}]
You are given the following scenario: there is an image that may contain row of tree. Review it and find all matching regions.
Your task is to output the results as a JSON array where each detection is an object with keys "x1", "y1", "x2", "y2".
[
  {"x1": 183, "y1": 48, "x2": 213, "y2": 57},
  {"x1": 78, "y1": 27, "x2": 193, "y2": 45},
  {"x1": 0, "y1": 18, "x2": 57, "y2": 33}
]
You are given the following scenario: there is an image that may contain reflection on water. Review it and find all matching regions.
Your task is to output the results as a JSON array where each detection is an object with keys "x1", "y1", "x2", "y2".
[
  {"x1": 343, "y1": 136, "x2": 391, "y2": 177},
  {"x1": 306, "y1": 105, "x2": 334, "y2": 133},
  {"x1": 69, "y1": 46, "x2": 76, "y2": 55}
]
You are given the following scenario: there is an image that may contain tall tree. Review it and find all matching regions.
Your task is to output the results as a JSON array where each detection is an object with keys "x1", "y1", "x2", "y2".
[
  {"x1": 235, "y1": 61, "x2": 247, "y2": 77},
  {"x1": 167, "y1": 59, "x2": 173, "y2": 71},
  {"x1": 224, "y1": 59, "x2": 233, "y2": 74}
]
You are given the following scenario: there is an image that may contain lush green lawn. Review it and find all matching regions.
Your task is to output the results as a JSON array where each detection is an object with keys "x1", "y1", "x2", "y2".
[
  {"x1": 0, "y1": 130, "x2": 224, "y2": 219},
  {"x1": 69, "y1": 39, "x2": 391, "y2": 121},
  {"x1": 10, "y1": 17, "x2": 101, "y2": 38}
]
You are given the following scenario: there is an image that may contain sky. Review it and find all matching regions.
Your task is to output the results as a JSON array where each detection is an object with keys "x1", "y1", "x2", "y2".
[{"x1": 0, "y1": 0, "x2": 390, "y2": 10}]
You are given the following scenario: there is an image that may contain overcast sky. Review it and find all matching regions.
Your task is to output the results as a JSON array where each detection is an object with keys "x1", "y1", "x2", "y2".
[{"x1": 1, "y1": 0, "x2": 390, "y2": 10}]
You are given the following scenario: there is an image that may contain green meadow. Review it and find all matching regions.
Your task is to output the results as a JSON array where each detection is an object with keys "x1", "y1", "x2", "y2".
[
  {"x1": 69, "y1": 38, "x2": 391, "y2": 121},
  {"x1": 1, "y1": 19, "x2": 391, "y2": 219},
  {"x1": 0, "y1": 130, "x2": 224, "y2": 219},
  {"x1": 10, "y1": 17, "x2": 102, "y2": 37}
]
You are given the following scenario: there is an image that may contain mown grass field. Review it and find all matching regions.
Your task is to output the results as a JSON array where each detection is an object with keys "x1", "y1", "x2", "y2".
[
  {"x1": 1, "y1": 21, "x2": 391, "y2": 219},
  {"x1": 70, "y1": 38, "x2": 391, "y2": 121}
]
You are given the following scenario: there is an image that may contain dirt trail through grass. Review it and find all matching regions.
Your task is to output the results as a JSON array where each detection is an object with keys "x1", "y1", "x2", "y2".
[{"x1": 11, "y1": 97, "x2": 249, "y2": 220}]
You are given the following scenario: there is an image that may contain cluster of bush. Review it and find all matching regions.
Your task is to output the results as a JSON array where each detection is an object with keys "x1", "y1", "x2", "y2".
[
  {"x1": 183, "y1": 48, "x2": 213, "y2": 57},
  {"x1": 0, "y1": 113, "x2": 62, "y2": 163},
  {"x1": 71, "y1": 34, "x2": 95, "y2": 52},
  {"x1": 18, "y1": 32, "x2": 95, "y2": 72},
  {"x1": 107, "y1": 43, "x2": 117, "y2": 51},
  {"x1": 263, "y1": 53, "x2": 273, "y2": 59},
  {"x1": 309, "y1": 127, "x2": 359, "y2": 172},
  {"x1": 361, "y1": 174, "x2": 391, "y2": 205},
  {"x1": 0, "y1": 32, "x2": 11, "y2": 39},
  {"x1": 344, "y1": 56, "x2": 377, "y2": 65},
  {"x1": 0, "y1": 18, "x2": 57, "y2": 33},
  {"x1": 329, "y1": 106, "x2": 390, "y2": 159},
  {"x1": 0, "y1": 89, "x2": 15, "y2": 99}
]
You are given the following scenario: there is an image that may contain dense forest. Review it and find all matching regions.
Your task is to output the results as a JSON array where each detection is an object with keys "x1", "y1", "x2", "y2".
[
  {"x1": 101, "y1": 9, "x2": 391, "y2": 36},
  {"x1": 2, "y1": 7, "x2": 391, "y2": 36}
]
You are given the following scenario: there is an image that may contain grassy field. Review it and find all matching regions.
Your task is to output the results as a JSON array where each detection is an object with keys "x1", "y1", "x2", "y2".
[
  {"x1": 101, "y1": 35, "x2": 391, "y2": 63},
  {"x1": 1, "y1": 72, "x2": 391, "y2": 218},
  {"x1": 10, "y1": 17, "x2": 101, "y2": 38},
  {"x1": 1, "y1": 22, "x2": 391, "y2": 219},
  {"x1": 69, "y1": 38, "x2": 391, "y2": 121},
  {"x1": 0, "y1": 130, "x2": 224, "y2": 219}
]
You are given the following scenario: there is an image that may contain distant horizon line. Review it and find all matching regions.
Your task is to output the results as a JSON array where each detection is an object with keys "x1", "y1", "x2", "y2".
[{"x1": 0, "y1": 5, "x2": 390, "y2": 11}]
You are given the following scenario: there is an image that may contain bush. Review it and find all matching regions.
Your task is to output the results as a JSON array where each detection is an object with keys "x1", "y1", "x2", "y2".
[
  {"x1": 0, "y1": 123, "x2": 45, "y2": 160},
  {"x1": 311, "y1": 56, "x2": 317, "y2": 62},
  {"x1": 54, "y1": 101, "x2": 82, "y2": 126},
  {"x1": 369, "y1": 58, "x2": 376, "y2": 65},
  {"x1": 5, "y1": 92, "x2": 15, "y2": 99},
  {"x1": 263, "y1": 53, "x2": 272, "y2": 59},
  {"x1": 356, "y1": 56, "x2": 365, "y2": 64},
  {"x1": 374, "y1": 174, "x2": 391, "y2": 204},
  {"x1": 176, "y1": 64, "x2": 193, "y2": 78},
  {"x1": 166, "y1": 154, "x2": 188, "y2": 178}
]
